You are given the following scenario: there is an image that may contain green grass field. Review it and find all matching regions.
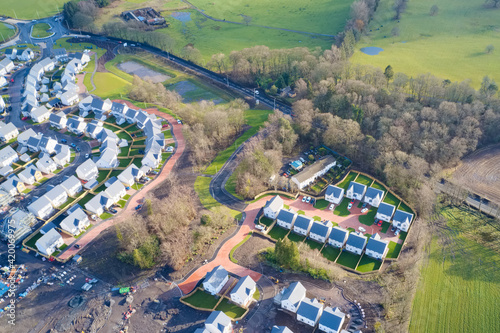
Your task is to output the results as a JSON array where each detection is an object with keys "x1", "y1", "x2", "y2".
[
  {"x1": 91, "y1": 72, "x2": 132, "y2": 99},
  {"x1": 354, "y1": 174, "x2": 373, "y2": 186},
  {"x1": 314, "y1": 199, "x2": 330, "y2": 210},
  {"x1": 215, "y1": 298, "x2": 246, "y2": 318},
  {"x1": 409, "y1": 206, "x2": 500, "y2": 332},
  {"x1": 351, "y1": 0, "x2": 500, "y2": 88},
  {"x1": 0, "y1": 0, "x2": 64, "y2": 19},
  {"x1": 305, "y1": 238, "x2": 323, "y2": 250},
  {"x1": 183, "y1": 289, "x2": 219, "y2": 309},
  {"x1": 337, "y1": 172, "x2": 358, "y2": 190},
  {"x1": 0, "y1": 23, "x2": 16, "y2": 41},
  {"x1": 287, "y1": 232, "x2": 305, "y2": 243},
  {"x1": 336, "y1": 251, "x2": 361, "y2": 269},
  {"x1": 321, "y1": 246, "x2": 341, "y2": 261},
  {"x1": 333, "y1": 198, "x2": 351, "y2": 217},
  {"x1": 356, "y1": 255, "x2": 382, "y2": 272},
  {"x1": 268, "y1": 225, "x2": 288, "y2": 240},
  {"x1": 386, "y1": 240, "x2": 402, "y2": 258},
  {"x1": 31, "y1": 23, "x2": 52, "y2": 38},
  {"x1": 358, "y1": 206, "x2": 376, "y2": 226},
  {"x1": 194, "y1": 176, "x2": 240, "y2": 218},
  {"x1": 383, "y1": 192, "x2": 400, "y2": 207}
]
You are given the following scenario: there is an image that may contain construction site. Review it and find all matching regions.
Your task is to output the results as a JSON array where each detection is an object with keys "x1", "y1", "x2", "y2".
[{"x1": 121, "y1": 8, "x2": 168, "y2": 27}]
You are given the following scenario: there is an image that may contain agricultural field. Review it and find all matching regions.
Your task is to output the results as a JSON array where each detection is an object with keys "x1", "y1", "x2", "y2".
[
  {"x1": 452, "y1": 144, "x2": 500, "y2": 206},
  {"x1": 0, "y1": 0, "x2": 64, "y2": 19},
  {"x1": 0, "y1": 23, "x2": 16, "y2": 41},
  {"x1": 351, "y1": 0, "x2": 500, "y2": 88},
  {"x1": 409, "y1": 206, "x2": 500, "y2": 333}
]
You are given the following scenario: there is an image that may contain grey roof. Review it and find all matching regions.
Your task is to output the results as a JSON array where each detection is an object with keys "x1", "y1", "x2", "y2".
[
  {"x1": 0, "y1": 146, "x2": 17, "y2": 160},
  {"x1": 104, "y1": 180, "x2": 125, "y2": 198},
  {"x1": 76, "y1": 159, "x2": 97, "y2": 177},
  {"x1": 47, "y1": 98, "x2": 61, "y2": 108},
  {"x1": 28, "y1": 195, "x2": 53, "y2": 213},
  {"x1": 346, "y1": 232, "x2": 367, "y2": 250},
  {"x1": 67, "y1": 203, "x2": 84, "y2": 214},
  {"x1": 292, "y1": 155, "x2": 336, "y2": 184},
  {"x1": 39, "y1": 57, "x2": 54, "y2": 68},
  {"x1": 205, "y1": 311, "x2": 231, "y2": 333},
  {"x1": 31, "y1": 105, "x2": 50, "y2": 118},
  {"x1": 393, "y1": 209, "x2": 414, "y2": 224},
  {"x1": 60, "y1": 208, "x2": 87, "y2": 232},
  {"x1": 49, "y1": 112, "x2": 66, "y2": 125},
  {"x1": 44, "y1": 185, "x2": 67, "y2": 203},
  {"x1": 297, "y1": 298, "x2": 323, "y2": 321},
  {"x1": 364, "y1": 187, "x2": 384, "y2": 200},
  {"x1": 118, "y1": 164, "x2": 141, "y2": 182},
  {"x1": 35, "y1": 228, "x2": 61, "y2": 250},
  {"x1": 329, "y1": 226, "x2": 349, "y2": 243},
  {"x1": 309, "y1": 221, "x2": 331, "y2": 238},
  {"x1": 0, "y1": 123, "x2": 18, "y2": 137},
  {"x1": 264, "y1": 195, "x2": 284, "y2": 212},
  {"x1": 293, "y1": 215, "x2": 313, "y2": 230},
  {"x1": 277, "y1": 208, "x2": 296, "y2": 224},
  {"x1": 319, "y1": 307, "x2": 345, "y2": 331},
  {"x1": 325, "y1": 185, "x2": 343, "y2": 198},
  {"x1": 125, "y1": 108, "x2": 138, "y2": 119},
  {"x1": 40, "y1": 221, "x2": 57, "y2": 234},
  {"x1": 377, "y1": 202, "x2": 396, "y2": 217},
  {"x1": 52, "y1": 48, "x2": 67, "y2": 56},
  {"x1": 281, "y1": 281, "x2": 306, "y2": 308},
  {"x1": 230, "y1": 275, "x2": 256, "y2": 301},
  {"x1": 85, "y1": 192, "x2": 112, "y2": 212},
  {"x1": 365, "y1": 234, "x2": 388, "y2": 255},
  {"x1": 348, "y1": 181, "x2": 367, "y2": 195},
  {"x1": 204, "y1": 265, "x2": 228, "y2": 289},
  {"x1": 135, "y1": 110, "x2": 149, "y2": 124},
  {"x1": 272, "y1": 327, "x2": 294, "y2": 333},
  {"x1": 111, "y1": 102, "x2": 127, "y2": 113}
]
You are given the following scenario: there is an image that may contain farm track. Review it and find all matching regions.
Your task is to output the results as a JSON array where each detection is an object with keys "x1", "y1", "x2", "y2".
[{"x1": 452, "y1": 144, "x2": 500, "y2": 206}]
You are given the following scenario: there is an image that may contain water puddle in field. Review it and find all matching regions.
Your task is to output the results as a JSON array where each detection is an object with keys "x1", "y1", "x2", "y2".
[
  {"x1": 360, "y1": 46, "x2": 384, "y2": 55},
  {"x1": 171, "y1": 12, "x2": 192, "y2": 22}
]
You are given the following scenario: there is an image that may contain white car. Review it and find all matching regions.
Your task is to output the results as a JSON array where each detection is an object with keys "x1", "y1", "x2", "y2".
[
  {"x1": 358, "y1": 226, "x2": 366, "y2": 233},
  {"x1": 394, "y1": 229, "x2": 401, "y2": 236},
  {"x1": 255, "y1": 225, "x2": 266, "y2": 231},
  {"x1": 329, "y1": 204, "x2": 335, "y2": 211},
  {"x1": 302, "y1": 196, "x2": 306, "y2": 203},
  {"x1": 306, "y1": 196, "x2": 311, "y2": 203},
  {"x1": 361, "y1": 208, "x2": 368, "y2": 213},
  {"x1": 348, "y1": 203, "x2": 353, "y2": 210}
]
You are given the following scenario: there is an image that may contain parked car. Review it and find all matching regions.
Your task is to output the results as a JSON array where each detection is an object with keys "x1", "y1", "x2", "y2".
[
  {"x1": 391, "y1": 226, "x2": 396, "y2": 232},
  {"x1": 126, "y1": 186, "x2": 131, "y2": 190},
  {"x1": 74, "y1": 244, "x2": 80, "y2": 249},
  {"x1": 90, "y1": 215, "x2": 97, "y2": 220},
  {"x1": 135, "y1": 205, "x2": 142, "y2": 211},
  {"x1": 109, "y1": 208, "x2": 118, "y2": 214},
  {"x1": 61, "y1": 139, "x2": 67, "y2": 143},
  {"x1": 85, "y1": 154, "x2": 89, "y2": 158},
  {"x1": 302, "y1": 196, "x2": 307, "y2": 203},
  {"x1": 76, "y1": 147, "x2": 81, "y2": 152},
  {"x1": 299, "y1": 157, "x2": 306, "y2": 163},
  {"x1": 329, "y1": 204, "x2": 335, "y2": 211},
  {"x1": 394, "y1": 229, "x2": 400, "y2": 236},
  {"x1": 362, "y1": 202, "x2": 368, "y2": 208},
  {"x1": 361, "y1": 208, "x2": 368, "y2": 213},
  {"x1": 348, "y1": 203, "x2": 353, "y2": 210},
  {"x1": 71, "y1": 143, "x2": 76, "y2": 148},
  {"x1": 255, "y1": 225, "x2": 266, "y2": 231},
  {"x1": 358, "y1": 226, "x2": 366, "y2": 233},
  {"x1": 377, "y1": 220, "x2": 383, "y2": 227},
  {"x1": 306, "y1": 196, "x2": 311, "y2": 203},
  {"x1": 350, "y1": 199, "x2": 355, "y2": 204},
  {"x1": 22, "y1": 116, "x2": 28, "y2": 120}
]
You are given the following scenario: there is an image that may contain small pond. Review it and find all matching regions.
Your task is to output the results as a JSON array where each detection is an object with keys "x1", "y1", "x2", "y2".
[{"x1": 360, "y1": 46, "x2": 384, "y2": 56}]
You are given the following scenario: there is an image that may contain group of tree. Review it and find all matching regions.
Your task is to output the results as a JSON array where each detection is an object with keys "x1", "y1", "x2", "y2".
[{"x1": 129, "y1": 75, "x2": 182, "y2": 109}]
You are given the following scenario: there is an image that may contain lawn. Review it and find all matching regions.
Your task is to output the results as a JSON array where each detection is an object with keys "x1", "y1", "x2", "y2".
[
  {"x1": 383, "y1": 192, "x2": 400, "y2": 207},
  {"x1": 333, "y1": 198, "x2": 350, "y2": 217},
  {"x1": 215, "y1": 298, "x2": 246, "y2": 319},
  {"x1": 96, "y1": 170, "x2": 110, "y2": 183},
  {"x1": 100, "y1": 212, "x2": 113, "y2": 220},
  {"x1": 268, "y1": 225, "x2": 288, "y2": 240},
  {"x1": 0, "y1": 23, "x2": 16, "y2": 41},
  {"x1": 399, "y1": 201, "x2": 414, "y2": 214},
  {"x1": 381, "y1": 221, "x2": 391, "y2": 234},
  {"x1": 91, "y1": 72, "x2": 131, "y2": 99},
  {"x1": 358, "y1": 207, "x2": 376, "y2": 226},
  {"x1": 119, "y1": 158, "x2": 132, "y2": 168},
  {"x1": 287, "y1": 232, "x2": 305, "y2": 243},
  {"x1": 351, "y1": 0, "x2": 500, "y2": 88},
  {"x1": 321, "y1": 246, "x2": 341, "y2": 261},
  {"x1": 224, "y1": 172, "x2": 245, "y2": 201},
  {"x1": 58, "y1": 197, "x2": 76, "y2": 210},
  {"x1": 117, "y1": 200, "x2": 127, "y2": 208},
  {"x1": 337, "y1": 172, "x2": 358, "y2": 190},
  {"x1": 260, "y1": 217, "x2": 274, "y2": 227},
  {"x1": 183, "y1": 289, "x2": 219, "y2": 309},
  {"x1": 356, "y1": 255, "x2": 382, "y2": 272},
  {"x1": 229, "y1": 232, "x2": 252, "y2": 264},
  {"x1": 336, "y1": 251, "x2": 361, "y2": 269},
  {"x1": 386, "y1": 241, "x2": 402, "y2": 259},
  {"x1": 58, "y1": 244, "x2": 68, "y2": 251},
  {"x1": 77, "y1": 193, "x2": 95, "y2": 207},
  {"x1": 305, "y1": 238, "x2": 323, "y2": 250},
  {"x1": 25, "y1": 231, "x2": 43, "y2": 249},
  {"x1": 354, "y1": 174, "x2": 373, "y2": 186},
  {"x1": 31, "y1": 23, "x2": 51, "y2": 38},
  {"x1": 371, "y1": 181, "x2": 386, "y2": 191},
  {"x1": 194, "y1": 176, "x2": 240, "y2": 218},
  {"x1": 314, "y1": 199, "x2": 330, "y2": 210},
  {"x1": 0, "y1": 0, "x2": 64, "y2": 19},
  {"x1": 204, "y1": 110, "x2": 273, "y2": 175}
]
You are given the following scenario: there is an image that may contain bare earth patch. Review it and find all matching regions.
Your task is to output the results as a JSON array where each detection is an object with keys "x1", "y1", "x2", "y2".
[
  {"x1": 117, "y1": 61, "x2": 171, "y2": 83},
  {"x1": 452, "y1": 144, "x2": 500, "y2": 205}
]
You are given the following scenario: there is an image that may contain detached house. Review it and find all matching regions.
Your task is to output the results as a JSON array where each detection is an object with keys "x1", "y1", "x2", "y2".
[
  {"x1": 345, "y1": 181, "x2": 367, "y2": 201},
  {"x1": 28, "y1": 195, "x2": 54, "y2": 219},
  {"x1": 85, "y1": 120, "x2": 103, "y2": 139},
  {"x1": 118, "y1": 164, "x2": 143, "y2": 186},
  {"x1": 18, "y1": 165, "x2": 43, "y2": 185},
  {"x1": 291, "y1": 156, "x2": 336, "y2": 190},
  {"x1": 391, "y1": 209, "x2": 414, "y2": 232},
  {"x1": 104, "y1": 180, "x2": 126, "y2": 203},
  {"x1": 31, "y1": 105, "x2": 51, "y2": 123},
  {"x1": 202, "y1": 311, "x2": 233, "y2": 333},
  {"x1": 0, "y1": 58, "x2": 14, "y2": 75},
  {"x1": 345, "y1": 232, "x2": 367, "y2": 255},
  {"x1": 230, "y1": 275, "x2": 257, "y2": 307},
  {"x1": 276, "y1": 208, "x2": 297, "y2": 230},
  {"x1": 365, "y1": 233, "x2": 389, "y2": 260},
  {"x1": 0, "y1": 146, "x2": 18, "y2": 167},
  {"x1": 280, "y1": 281, "x2": 306, "y2": 313},
  {"x1": 0, "y1": 123, "x2": 19, "y2": 141},
  {"x1": 39, "y1": 57, "x2": 55, "y2": 72},
  {"x1": 53, "y1": 144, "x2": 71, "y2": 167},
  {"x1": 5, "y1": 48, "x2": 17, "y2": 60},
  {"x1": 76, "y1": 159, "x2": 99, "y2": 181},
  {"x1": 263, "y1": 195, "x2": 284, "y2": 219},
  {"x1": 17, "y1": 128, "x2": 37, "y2": 146},
  {"x1": 124, "y1": 108, "x2": 138, "y2": 123},
  {"x1": 318, "y1": 307, "x2": 345, "y2": 333},
  {"x1": 85, "y1": 192, "x2": 113, "y2": 215},
  {"x1": 203, "y1": 265, "x2": 229, "y2": 295},
  {"x1": 363, "y1": 187, "x2": 385, "y2": 207},
  {"x1": 324, "y1": 185, "x2": 344, "y2": 205},
  {"x1": 67, "y1": 116, "x2": 86, "y2": 135},
  {"x1": 309, "y1": 221, "x2": 332, "y2": 244},
  {"x1": 1, "y1": 175, "x2": 25, "y2": 196},
  {"x1": 18, "y1": 48, "x2": 35, "y2": 61},
  {"x1": 44, "y1": 185, "x2": 68, "y2": 208},
  {"x1": 61, "y1": 90, "x2": 79, "y2": 106},
  {"x1": 296, "y1": 298, "x2": 324, "y2": 327},
  {"x1": 292, "y1": 215, "x2": 313, "y2": 236},
  {"x1": 36, "y1": 155, "x2": 57, "y2": 174},
  {"x1": 110, "y1": 102, "x2": 128, "y2": 119},
  {"x1": 49, "y1": 111, "x2": 67, "y2": 129},
  {"x1": 272, "y1": 327, "x2": 294, "y2": 333},
  {"x1": 375, "y1": 202, "x2": 396, "y2": 222},
  {"x1": 35, "y1": 228, "x2": 64, "y2": 256},
  {"x1": 96, "y1": 148, "x2": 119, "y2": 168},
  {"x1": 38, "y1": 136, "x2": 58, "y2": 154},
  {"x1": 60, "y1": 175, "x2": 82, "y2": 197},
  {"x1": 328, "y1": 227, "x2": 349, "y2": 248},
  {"x1": 60, "y1": 208, "x2": 89, "y2": 236}
]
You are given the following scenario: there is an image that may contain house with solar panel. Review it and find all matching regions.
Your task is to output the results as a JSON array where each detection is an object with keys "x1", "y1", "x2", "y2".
[
  {"x1": 328, "y1": 226, "x2": 349, "y2": 248},
  {"x1": 318, "y1": 306, "x2": 346, "y2": 333},
  {"x1": 309, "y1": 221, "x2": 332, "y2": 244},
  {"x1": 296, "y1": 298, "x2": 324, "y2": 327},
  {"x1": 392, "y1": 209, "x2": 414, "y2": 232},
  {"x1": 202, "y1": 265, "x2": 228, "y2": 295},
  {"x1": 365, "y1": 233, "x2": 389, "y2": 260},
  {"x1": 276, "y1": 208, "x2": 297, "y2": 230},
  {"x1": 375, "y1": 202, "x2": 396, "y2": 222},
  {"x1": 324, "y1": 185, "x2": 344, "y2": 205},
  {"x1": 363, "y1": 187, "x2": 385, "y2": 207},
  {"x1": 263, "y1": 195, "x2": 284, "y2": 219},
  {"x1": 345, "y1": 181, "x2": 367, "y2": 201},
  {"x1": 345, "y1": 232, "x2": 367, "y2": 255},
  {"x1": 292, "y1": 215, "x2": 313, "y2": 236}
]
